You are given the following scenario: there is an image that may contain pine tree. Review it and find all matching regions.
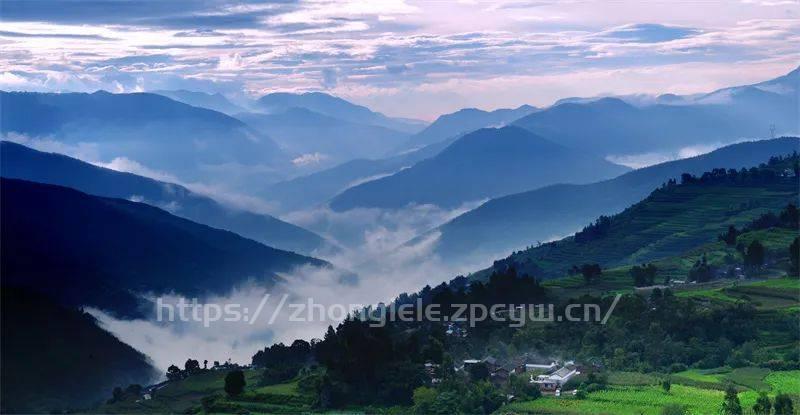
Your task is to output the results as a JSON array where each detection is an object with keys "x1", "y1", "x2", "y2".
[{"x1": 720, "y1": 384, "x2": 743, "y2": 415}]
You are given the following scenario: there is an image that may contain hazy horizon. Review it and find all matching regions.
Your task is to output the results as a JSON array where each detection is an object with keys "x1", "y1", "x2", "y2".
[{"x1": 2, "y1": 0, "x2": 798, "y2": 120}]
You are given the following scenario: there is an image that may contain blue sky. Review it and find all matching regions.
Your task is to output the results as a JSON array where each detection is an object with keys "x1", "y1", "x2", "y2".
[{"x1": 1, "y1": 0, "x2": 798, "y2": 119}]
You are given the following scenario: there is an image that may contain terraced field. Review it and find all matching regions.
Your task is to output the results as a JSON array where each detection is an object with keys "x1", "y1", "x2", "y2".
[{"x1": 485, "y1": 178, "x2": 798, "y2": 280}]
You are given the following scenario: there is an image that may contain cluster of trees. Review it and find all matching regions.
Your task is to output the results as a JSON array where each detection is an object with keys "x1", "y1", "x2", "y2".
[
  {"x1": 311, "y1": 319, "x2": 429, "y2": 407},
  {"x1": 718, "y1": 384, "x2": 795, "y2": 415},
  {"x1": 630, "y1": 263, "x2": 658, "y2": 287},
  {"x1": 574, "y1": 216, "x2": 612, "y2": 243},
  {"x1": 411, "y1": 380, "x2": 505, "y2": 414},
  {"x1": 679, "y1": 163, "x2": 796, "y2": 186},
  {"x1": 166, "y1": 358, "x2": 212, "y2": 381},
  {"x1": 224, "y1": 370, "x2": 246, "y2": 397},
  {"x1": 688, "y1": 255, "x2": 714, "y2": 282},
  {"x1": 719, "y1": 204, "x2": 797, "y2": 249},
  {"x1": 571, "y1": 263, "x2": 603, "y2": 284},
  {"x1": 252, "y1": 339, "x2": 312, "y2": 385}
]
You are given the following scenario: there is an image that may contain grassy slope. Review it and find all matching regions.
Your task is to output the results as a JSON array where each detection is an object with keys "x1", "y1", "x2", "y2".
[
  {"x1": 101, "y1": 370, "x2": 314, "y2": 414},
  {"x1": 503, "y1": 370, "x2": 800, "y2": 415},
  {"x1": 475, "y1": 178, "x2": 798, "y2": 281}
]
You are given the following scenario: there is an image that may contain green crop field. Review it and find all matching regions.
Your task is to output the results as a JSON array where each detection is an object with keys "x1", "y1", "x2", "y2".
[
  {"x1": 607, "y1": 371, "x2": 659, "y2": 386},
  {"x1": 502, "y1": 370, "x2": 800, "y2": 415},
  {"x1": 673, "y1": 368, "x2": 727, "y2": 384},
  {"x1": 766, "y1": 370, "x2": 800, "y2": 394},
  {"x1": 502, "y1": 384, "x2": 728, "y2": 415}
]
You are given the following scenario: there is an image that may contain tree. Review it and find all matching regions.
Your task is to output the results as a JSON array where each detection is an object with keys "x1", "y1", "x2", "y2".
[
  {"x1": 789, "y1": 237, "x2": 799, "y2": 278},
  {"x1": 412, "y1": 386, "x2": 437, "y2": 414},
  {"x1": 572, "y1": 263, "x2": 602, "y2": 284},
  {"x1": 745, "y1": 240, "x2": 766, "y2": 270},
  {"x1": 752, "y1": 392, "x2": 771, "y2": 415},
  {"x1": 509, "y1": 374, "x2": 541, "y2": 400},
  {"x1": 631, "y1": 263, "x2": 658, "y2": 287},
  {"x1": 720, "y1": 384, "x2": 743, "y2": 415},
  {"x1": 184, "y1": 358, "x2": 200, "y2": 374},
  {"x1": 166, "y1": 364, "x2": 182, "y2": 381},
  {"x1": 111, "y1": 386, "x2": 124, "y2": 403},
  {"x1": 774, "y1": 393, "x2": 794, "y2": 415},
  {"x1": 224, "y1": 370, "x2": 246, "y2": 397},
  {"x1": 689, "y1": 255, "x2": 713, "y2": 282},
  {"x1": 661, "y1": 377, "x2": 671, "y2": 393},
  {"x1": 719, "y1": 225, "x2": 739, "y2": 246},
  {"x1": 468, "y1": 362, "x2": 490, "y2": 382},
  {"x1": 466, "y1": 382, "x2": 504, "y2": 414},
  {"x1": 203, "y1": 359, "x2": 208, "y2": 370},
  {"x1": 660, "y1": 403, "x2": 687, "y2": 415}
]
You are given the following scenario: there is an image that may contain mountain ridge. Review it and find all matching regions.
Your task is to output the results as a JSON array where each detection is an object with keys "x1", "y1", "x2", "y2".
[
  {"x1": 0, "y1": 141, "x2": 333, "y2": 255},
  {"x1": 329, "y1": 126, "x2": 629, "y2": 211}
]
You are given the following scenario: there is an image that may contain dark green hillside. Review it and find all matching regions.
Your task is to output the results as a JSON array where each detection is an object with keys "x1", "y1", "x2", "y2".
[
  {"x1": 1, "y1": 287, "x2": 159, "y2": 413},
  {"x1": 481, "y1": 162, "x2": 799, "y2": 280},
  {"x1": 0, "y1": 178, "x2": 327, "y2": 316}
]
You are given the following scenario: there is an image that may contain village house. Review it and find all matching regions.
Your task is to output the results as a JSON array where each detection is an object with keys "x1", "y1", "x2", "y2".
[
  {"x1": 524, "y1": 361, "x2": 558, "y2": 372},
  {"x1": 530, "y1": 363, "x2": 580, "y2": 391},
  {"x1": 490, "y1": 367, "x2": 510, "y2": 387}
]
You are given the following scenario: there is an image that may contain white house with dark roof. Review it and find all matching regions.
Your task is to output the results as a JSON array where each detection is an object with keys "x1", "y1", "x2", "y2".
[{"x1": 531, "y1": 365, "x2": 580, "y2": 391}]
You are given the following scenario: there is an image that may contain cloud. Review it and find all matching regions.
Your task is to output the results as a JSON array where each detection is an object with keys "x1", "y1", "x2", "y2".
[
  {"x1": 292, "y1": 152, "x2": 329, "y2": 166},
  {"x1": 2, "y1": 133, "x2": 102, "y2": 161},
  {"x1": 605, "y1": 139, "x2": 752, "y2": 168},
  {"x1": 87, "y1": 200, "x2": 497, "y2": 373}
]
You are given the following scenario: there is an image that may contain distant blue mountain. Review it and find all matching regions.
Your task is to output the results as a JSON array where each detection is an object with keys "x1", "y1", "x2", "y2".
[
  {"x1": 427, "y1": 137, "x2": 800, "y2": 264},
  {"x1": 0, "y1": 178, "x2": 328, "y2": 317},
  {"x1": 262, "y1": 135, "x2": 458, "y2": 212},
  {"x1": 256, "y1": 92, "x2": 426, "y2": 134},
  {"x1": 396, "y1": 104, "x2": 537, "y2": 152},
  {"x1": 0, "y1": 91, "x2": 290, "y2": 187},
  {"x1": 513, "y1": 67, "x2": 798, "y2": 156},
  {"x1": 329, "y1": 126, "x2": 630, "y2": 211},
  {"x1": 152, "y1": 89, "x2": 246, "y2": 115},
  {"x1": 0, "y1": 141, "x2": 332, "y2": 255},
  {"x1": 237, "y1": 108, "x2": 410, "y2": 170}
]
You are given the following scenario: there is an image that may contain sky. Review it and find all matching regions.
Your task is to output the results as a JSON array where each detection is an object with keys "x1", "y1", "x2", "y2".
[{"x1": 1, "y1": 0, "x2": 798, "y2": 120}]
